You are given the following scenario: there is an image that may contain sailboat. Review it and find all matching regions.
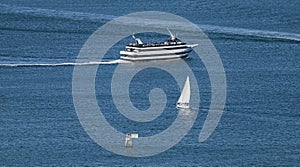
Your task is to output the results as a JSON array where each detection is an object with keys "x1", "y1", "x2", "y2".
[{"x1": 176, "y1": 76, "x2": 190, "y2": 109}]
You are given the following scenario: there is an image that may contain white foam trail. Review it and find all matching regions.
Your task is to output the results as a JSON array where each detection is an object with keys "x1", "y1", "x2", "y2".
[
  {"x1": 1, "y1": 4, "x2": 299, "y2": 42},
  {"x1": 199, "y1": 24, "x2": 300, "y2": 42},
  {"x1": 99, "y1": 59, "x2": 130, "y2": 64},
  {"x1": 0, "y1": 4, "x2": 115, "y2": 22},
  {"x1": 0, "y1": 59, "x2": 130, "y2": 67}
]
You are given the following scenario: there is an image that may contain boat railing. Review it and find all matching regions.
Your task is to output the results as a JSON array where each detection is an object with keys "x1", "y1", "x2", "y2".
[{"x1": 127, "y1": 41, "x2": 186, "y2": 48}]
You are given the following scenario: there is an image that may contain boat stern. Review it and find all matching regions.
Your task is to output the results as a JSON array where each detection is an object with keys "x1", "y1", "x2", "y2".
[{"x1": 188, "y1": 44, "x2": 199, "y2": 48}]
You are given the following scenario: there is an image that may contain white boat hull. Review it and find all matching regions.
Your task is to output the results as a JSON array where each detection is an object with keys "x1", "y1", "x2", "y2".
[
  {"x1": 120, "y1": 48, "x2": 192, "y2": 56},
  {"x1": 120, "y1": 44, "x2": 197, "y2": 61},
  {"x1": 176, "y1": 102, "x2": 190, "y2": 109},
  {"x1": 120, "y1": 53, "x2": 188, "y2": 61}
]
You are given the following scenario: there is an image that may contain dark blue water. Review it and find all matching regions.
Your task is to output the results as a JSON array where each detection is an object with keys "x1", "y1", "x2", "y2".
[{"x1": 1, "y1": 0, "x2": 299, "y2": 166}]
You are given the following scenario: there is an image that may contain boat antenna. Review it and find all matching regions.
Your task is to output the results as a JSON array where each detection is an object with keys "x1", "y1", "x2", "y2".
[
  {"x1": 167, "y1": 28, "x2": 177, "y2": 41},
  {"x1": 132, "y1": 33, "x2": 136, "y2": 40},
  {"x1": 131, "y1": 33, "x2": 143, "y2": 45}
]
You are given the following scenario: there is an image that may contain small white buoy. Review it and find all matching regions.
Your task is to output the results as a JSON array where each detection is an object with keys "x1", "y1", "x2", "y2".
[{"x1": 125, "y1": 133, "x2": 138, "y2": 148}]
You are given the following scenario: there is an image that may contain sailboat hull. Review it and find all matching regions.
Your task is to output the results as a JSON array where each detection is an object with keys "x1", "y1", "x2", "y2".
[{"x1": 176, "y1": 103, "x2": 190, "y2": 109}]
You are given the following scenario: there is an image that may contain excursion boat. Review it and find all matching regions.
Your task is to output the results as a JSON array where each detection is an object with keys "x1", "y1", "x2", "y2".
[{"x1": 120, "y1": 30, "x2": 198, "y2": 61}]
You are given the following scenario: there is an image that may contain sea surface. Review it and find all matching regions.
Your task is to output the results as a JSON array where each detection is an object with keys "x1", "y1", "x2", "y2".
[{"x1": 0, "y1": 0, "x2": 299, "y2": 166}]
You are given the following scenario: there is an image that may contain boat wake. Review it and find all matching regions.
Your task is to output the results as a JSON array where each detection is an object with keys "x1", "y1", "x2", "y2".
[
  {"x1": 0, "y1": 4, "x2": 114, "y2": 22},
  {"x1": 0, "y1": 59, "x2": 130, "y2": 67},
  {"x1": 1, "y1": 3, "x2": 299, "y2": 42},
  {"x1": 199, "y1": 24, "x2": 300, "y2": 42}
]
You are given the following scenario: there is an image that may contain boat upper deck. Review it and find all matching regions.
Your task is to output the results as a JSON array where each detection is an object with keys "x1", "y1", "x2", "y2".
[{"x1": 127, "y1": 40, "x2": 187, "y2": 48}]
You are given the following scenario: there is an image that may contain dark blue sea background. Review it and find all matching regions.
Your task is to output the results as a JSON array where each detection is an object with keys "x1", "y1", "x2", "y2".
[{"x1": 0, "y1": 0, "x2": 299, "y2": 166}]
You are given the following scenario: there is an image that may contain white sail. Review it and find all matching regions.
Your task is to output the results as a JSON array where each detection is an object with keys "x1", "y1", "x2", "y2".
[{"x1": 176, "y1": 76, "x2": 190, "y2": 109}]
